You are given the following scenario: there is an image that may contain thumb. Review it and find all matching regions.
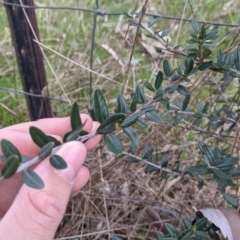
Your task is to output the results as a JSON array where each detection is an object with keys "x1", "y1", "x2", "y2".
[{"x1": 0, "y1": 141, "x2": 87, "y2": 240}]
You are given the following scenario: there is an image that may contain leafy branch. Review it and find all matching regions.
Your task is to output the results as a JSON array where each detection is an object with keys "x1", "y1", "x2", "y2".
[{"x1": 1, "y1": 16, "x2": 240, "y2": 239}]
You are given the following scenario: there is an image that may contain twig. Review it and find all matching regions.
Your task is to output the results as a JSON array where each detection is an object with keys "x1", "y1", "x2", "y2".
[
  {"x1": 0, "y1": 132, "x2": 97, "y2": 181},
  {"x1": 122, "y1": 151, "x2": 179, "y2": 175}
]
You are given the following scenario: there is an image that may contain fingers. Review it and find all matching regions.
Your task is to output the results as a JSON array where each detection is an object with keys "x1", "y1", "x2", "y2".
[
  {"x1": 4, "y1": 114, "x2": 93, "y2": 137},
  {"x1": 71, "y1": 166, "x2": 90, "y2": 193},
  {"x1": 0, "y1": 141, "x2": 89, "y2": 240},
  {"x1": 0, "y1": 119, "x2": 102, "y2": 158}
]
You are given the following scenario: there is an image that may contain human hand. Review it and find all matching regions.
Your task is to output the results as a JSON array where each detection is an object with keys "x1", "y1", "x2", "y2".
[{"x1": 0, "y1": 114, "x2": 101, "y2": 240}]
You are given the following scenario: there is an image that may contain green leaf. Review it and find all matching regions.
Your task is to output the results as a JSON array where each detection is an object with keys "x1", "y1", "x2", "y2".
[
  {"x1": 183, "y1": 217, "x2": 192, "y2": 229},
  {"x1": 65, "y1": 120, "x2": 87, "y2": 142},
  {"x1": 124, "y1": 156, "x2": 140, "y2": 163},
  {"x1": 202, "y1": 102, "x2": 209, "y2": 114},
  {"x1": 130, "y1": 96, "x2": 137, "y2": 112},
  {"x1": 187, "y1": 165, "x2": 209, "y2": 175},
  {"x1": 192, "y1": 18, "x2": 200, "y2": 33},
  {"x1": 195, "y1": 217, "x2": 207, "y2": 230},
  {"x1": 38, "y1": 142, "x2": 55, "y2": 159},
  {"x1": 222, "y1": 193, "x2": 238, "y2": 207},
  {"x1": 182, "y1": 95, "x2": 190, "y2": 111},
  {"x1": 148, "y1": 16, "x2": 162, "y2": 27},
  {"x1": 186, "y1": 47, "x2": 199, "y2": 54},
  {"x1": 195, "y1": 230, "x2": 208, "y2": 238},
  {"x1": 178, "y1": 228, "x2": 193, "y2": 240},
  {"x1": 123, "y1": 127, "x2": 139, "y2": 147},
  {"x1": 161, "y1": 154, "x2": 168, "y2": 178},
  {"x1": 97, "y1": 123, "x2": 116, "y2": 134},
  {"x1": 155, "y1": 71, "x2": 164, "y2": 90},
  {"x1": 104, "y1": 133, "x2": 123, "y2": 154},
  {"x1": 50, "y1": 155, "x2": 67, "y2": 169},
  {"x1": 66, "y1": 129, "x2": 81, "y2": 142},
  {"x1": 165, "y1": 85, "x2": 178, "y2": 93},
  {"x1": 1, "y1": 155, "x2": 20, "y2": 178},
  {"x1": 208, "y1": 228, "x2": 220, "y2": 239},
  {"x1": 121, "y1": 113, "x2": 140, "y2": 128},
  {"x1": 198, "y1": 142, "x2": 215, "y2": 163},
  {"x1": 212, "y1": 168, "x2": 231, "y2": 180},
  {"x1": 70, "y1": 102, "x2": 82, "y2": 130},
  {"x1": 153, "y1": 89, "x2": 165, "y2": 102},
  {"x1": 145, "y1": 111, "x2": 162, "y2": 123},
  {"x1": 62, "y1": 131, "x2": 73, "y2": 143},
  {"x1": 177, "y1": 85, "x2": 190, "y2": 96},
  {"x1": 1, "y1": 139, "x2": 22, "y2": 162},
  {"x1": 141, "y1": 105, "x2": 155, "y2": 112},
  {"x1": 217, "y1": 50, "x2": 224, "y2": 66},
  {"x1": 135, "y1": 85, "x2": 146, "y2": 104},
  {"x1": 22, "y1": 169, "x2": 44, "y2": 189},
  {"x1": 208, "y1": 114, "x2": 218, "y2": 121},
  {"x1": 163, "y1": 59, "x2": 172, "y2": 77},
  {"x1": 144, "y1": 144, "x2": 153, "y2": 161},
  {"x1": 184, "y1": 57, "x2": 194, "y2": 75},
  {"x1": 144, "y1": 81, "x2": 155, "y2": 92},
  {"x1": 160, "y1": 29, "x2": 171, "y2": 38},
  {"x1": 47, "y1": 136, "x2": 61, "y2": 146},
  {"x1": 29, "y1": 126, "x2": 58, "y2": 148},
  {"x1": 235, "y1": 48, "x2": 240, "y2": 70},
  {"x1": 135, "y1": 119, "x2": 147, "y2": 128},
  {"x1": 170, "y1": 114, "x2": 183, "y2": 124},
  {"x1": 128, "y1": 19, "x2": 141, "y2": 28},
  {"x1": 206, "y1": 29, "x2": 219, "y2": 40},
  {"x1": 202, "y1": 49, "x2": 212, "y2": 58},
  {"x1": 97, "y1": 113, "x2": 125, "y2": 134},
  {"x1": 116, "y1": 93, "x2": 128, "y2": 113},
  {"x1": 93, "y1": 89, "x2": 109, "y2": 123},
  {"x1": 165, "y1": 223, "x2": 179, "y2": 235},
  {"x1": 213, "y1": 173, "x2": 232, "y2": 188}
]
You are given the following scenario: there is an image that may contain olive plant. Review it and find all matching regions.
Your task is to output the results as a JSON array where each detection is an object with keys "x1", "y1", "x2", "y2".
[{"x1": 1, "y1": 16, "x2": 240, "y2": 239}]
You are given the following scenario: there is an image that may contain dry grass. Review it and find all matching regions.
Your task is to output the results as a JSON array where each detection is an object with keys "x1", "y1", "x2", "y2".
[{"x1": 1, "y1": 0, "x2": 240, "y2": 239}]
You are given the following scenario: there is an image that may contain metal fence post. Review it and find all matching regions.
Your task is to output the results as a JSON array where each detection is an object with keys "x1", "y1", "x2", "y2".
[{"x1": 4, "y1": 0, "x2": 52, "y2": 120}]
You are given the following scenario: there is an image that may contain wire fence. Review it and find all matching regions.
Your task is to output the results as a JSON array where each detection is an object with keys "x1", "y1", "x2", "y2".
[{"x1": 0, "y1": 0, "x2": 239, "y2": 121}]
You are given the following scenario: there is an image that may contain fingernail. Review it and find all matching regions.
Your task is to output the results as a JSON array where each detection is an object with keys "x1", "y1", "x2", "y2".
[{"x1": 57, "y1": 144, "x2": 86, "y2": 182}]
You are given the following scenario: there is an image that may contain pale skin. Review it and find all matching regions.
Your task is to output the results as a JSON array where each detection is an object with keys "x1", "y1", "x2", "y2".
[{"x1": 0, "y1": 114, "x2": 102, "y2": 240}]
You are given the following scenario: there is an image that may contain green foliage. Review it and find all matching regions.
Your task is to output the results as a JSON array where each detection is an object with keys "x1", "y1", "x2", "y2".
[
  {"x1": 104, "y1": 133, "x2": 123, "y2": 154},
  {"x1": 1, "y1": 155, "x2": 20, "y2": 178},
  {"x1": 187, "y1": 142, "x2": 240, "y2": 189},
  {"x1": 49, "y1": 155, "x2": 67, "y2": 170},
  {"x1": 122, "y1": 127, "x2": 139, "y2": 147},
  {"x1": 97, "y1": 113, "x2": 125, "y2": 134},
  {"x1": 29, "y1": 126, "x2": 61, "y2": 148},
  {"x1": 2, "y1": 12, "x2": 240, "y2": 239},
  {"x1": 92, "y1": 89, "x2": 109, "y2": 123},
  {"x1": 115, "y1": 93, "x2": 128, "y2": 113},
  {"x1": 163, "y1": 59, "x2": 172, "y2": 77},
  {"x1": 38, "y1": 142, "x2": 55, "y2": 159},
  {"x1": 148, "y1": 16, "x2": 162, "y2": 28},
  {"x1": 1, "y1": 139, "x2": 22, "y2": 162},
  {"x1": 22, "y1": 169, "x2": 44, "y2": 189},
  {"x1": 63, "y1": 120, "x2": 87, "y2": 142},
  {"x1": 70, "y1": 102, "x2": 82, "y2": 130},
  {"x1": 155, "y1": 71, "x2": 164, "y2": 90}
]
